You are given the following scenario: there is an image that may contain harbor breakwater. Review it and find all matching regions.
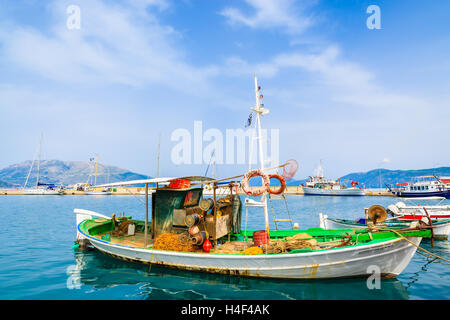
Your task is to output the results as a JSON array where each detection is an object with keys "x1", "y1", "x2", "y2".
[{"x1": 0, "y1": 186, "x2": 394, "y2": 196}]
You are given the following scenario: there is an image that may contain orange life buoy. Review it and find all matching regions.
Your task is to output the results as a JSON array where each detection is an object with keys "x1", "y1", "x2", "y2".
[
  {"x1": 267, "y1": 174, "x2": 286, "y2": 195},
  {"x1": 241, "y1": 169, "x2": 270, "y2": 196}
]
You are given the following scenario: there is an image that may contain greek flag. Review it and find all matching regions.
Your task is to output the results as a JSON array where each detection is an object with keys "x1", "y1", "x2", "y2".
[{"x1": 245, "y1": 112, "x2": 253, "y2": 128}]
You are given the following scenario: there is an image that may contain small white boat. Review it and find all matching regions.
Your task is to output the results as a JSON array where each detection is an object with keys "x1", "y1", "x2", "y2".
[
  {"x1": 302, "y1": 162, "x2": 365, "y2": 196},
  {"x1": 83, "y1": 155, "x2": 112, "y2": 195},
  {"x1": 387, "y1": 201, "x2": 450, "y2": 220},
  {"x1": 84, "y1": 188, "x2": 112, "y2": 196},
  {"x1": 319, "y1": 213, "x2": 450, "y2": 240},
  {"x1": 23, "y1": 185, "x2": 64, "y2": 195}
]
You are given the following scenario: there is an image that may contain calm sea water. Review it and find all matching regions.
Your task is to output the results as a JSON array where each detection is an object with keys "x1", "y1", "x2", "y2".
[{"x1": 0, "y1": 195, "x2": 448, "y2": 300}]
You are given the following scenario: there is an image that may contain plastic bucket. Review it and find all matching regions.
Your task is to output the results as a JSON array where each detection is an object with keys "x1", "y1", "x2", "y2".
[{"x1": 253, "y1": 230, "x2": 269, "y2": 246}]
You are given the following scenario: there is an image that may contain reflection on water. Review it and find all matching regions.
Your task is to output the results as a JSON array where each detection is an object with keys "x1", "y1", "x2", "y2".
[{"x1": 72, "y1": 249, "x2": 410, "y2": 300}]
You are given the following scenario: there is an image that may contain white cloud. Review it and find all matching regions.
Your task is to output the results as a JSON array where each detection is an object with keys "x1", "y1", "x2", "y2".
[
  {"x1": 221, "y1": 45, "x2": 427, "y2": 111},
  {"x1": 0, "y1": 0, "x2": 216, "y2": 94},
  {"x1": 220, "y1": 0, "x2": 315, "y2": 34}
]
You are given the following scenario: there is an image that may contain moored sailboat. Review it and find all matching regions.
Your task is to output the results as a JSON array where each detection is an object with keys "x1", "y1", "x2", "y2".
[
  {"x1": 23, "y1": 133, "x2": 64, "y2": 195},
  {"x1": 83, "y1": 155, "x2": 112, "y2": 195}
]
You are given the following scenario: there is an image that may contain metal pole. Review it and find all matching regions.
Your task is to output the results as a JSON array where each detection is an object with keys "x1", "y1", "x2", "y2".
[
  {"x1": 94, "y1": 154, "x2": 98, "y2": 187},
  {"x1": 36, "y1": 133, "x2": 43, "y2": 188},
  {"x1": 254, "y1": 75, "x2": 270, "y2": 236},
  {"x1": 144, "y1": 183, "x2": 149, "y2": 247}
]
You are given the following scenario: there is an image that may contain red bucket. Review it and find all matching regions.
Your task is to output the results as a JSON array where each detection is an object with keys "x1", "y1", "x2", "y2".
[{"x1": 253, "y1": 230, "x2": 270, "y2": 247}]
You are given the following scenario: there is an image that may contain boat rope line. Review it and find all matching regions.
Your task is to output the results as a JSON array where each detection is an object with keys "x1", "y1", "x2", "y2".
[
  {"x1": 125, "y1": 188, "x2": 146, "y2": 204},
  {"x1": 190, "y1": 162, "x2": 289, "y2": 186},
  {"x1": 380, "y1": 227, "x2": 450, "y2": 264}
]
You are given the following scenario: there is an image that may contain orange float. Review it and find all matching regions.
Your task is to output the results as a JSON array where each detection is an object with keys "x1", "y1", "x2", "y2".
[{"x1": 267, "y1": 174, "x2": 286, "y2": 195}]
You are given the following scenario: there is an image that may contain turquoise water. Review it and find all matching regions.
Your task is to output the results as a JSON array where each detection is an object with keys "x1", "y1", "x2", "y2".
[{"x1": 0, "y1": 195, "x2": 449, "y2": 300}]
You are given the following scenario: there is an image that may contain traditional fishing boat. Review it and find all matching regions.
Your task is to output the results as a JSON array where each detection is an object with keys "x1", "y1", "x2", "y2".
[
  {"x1": 319, "y1": 204, "x2": 450, "y2": 240},
  {"x1": 73, "y1": 76, "x2": 432, "y2": 279},
  {"x1": 302, "y1": 162, "x2": 365, "y2": 196}
]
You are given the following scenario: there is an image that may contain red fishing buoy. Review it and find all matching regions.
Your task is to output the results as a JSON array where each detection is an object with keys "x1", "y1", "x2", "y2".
[{"x1": 203, "y1": 238, "x2": 212, "y2": 253}]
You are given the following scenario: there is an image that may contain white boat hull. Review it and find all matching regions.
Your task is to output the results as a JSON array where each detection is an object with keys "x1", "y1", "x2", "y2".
[
  {"x1": 23, "y1": 189, "x2": 63, "y2": 195},
  {"x1": 303, "y1": 187, "x2": 365, "y2": 196},
  {"x1": 76, "y1": 211, "x2": 421, "y2": 279},
  {"x1": 84, "y1": 192, "x2": 112, "y2": 195},
  {"x1": 85, "y1": 233, "x2": 421, "y2": 279},
  {"x1": 319, "y1": 214, "x2": 450, "y2": 240}
]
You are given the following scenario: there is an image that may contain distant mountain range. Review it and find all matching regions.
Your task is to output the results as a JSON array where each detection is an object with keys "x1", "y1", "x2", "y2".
[
  {"x1": 265, "y1": 167, "x2": 450, "y2": 188},
  {"x1": 339, "y1": 167, "x2": 450, "y2": 188},
  {"x1": 0, "y1": 160, "x2": 149, "y2": 188},
  {"x1": 0, "y1": 160, "x2": 448, "y2": 189}
]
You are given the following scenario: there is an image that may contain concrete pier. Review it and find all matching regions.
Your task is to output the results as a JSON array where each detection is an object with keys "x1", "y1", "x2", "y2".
[{"x1": 0, "y1": 186, "x2": 393, "y2": 196}]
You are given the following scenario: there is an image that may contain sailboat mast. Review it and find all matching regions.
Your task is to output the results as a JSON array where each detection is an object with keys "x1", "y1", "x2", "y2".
[
  {"x1": 253, "y1": 75, "x2": 270, "y2": 234},
  {"x1": 94, "y1": 154, "x2": 98, "y2": 186},
  {"x1": 36, "y1": 133, "x2": 43, "y2": 188}
]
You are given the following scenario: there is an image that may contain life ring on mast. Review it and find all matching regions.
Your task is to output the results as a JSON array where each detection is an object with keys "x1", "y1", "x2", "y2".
[
  {"x1": 241, "y1": 169, "x2": 270, "y2": 196},
  {"x1": 267, "y1": 174, "x2": 286, "y2": 195}
]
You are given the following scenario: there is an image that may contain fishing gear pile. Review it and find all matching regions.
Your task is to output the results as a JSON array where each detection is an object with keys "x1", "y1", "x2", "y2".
[{"x1": 153, "y1": 232, "x2": 202, "y2": 252}]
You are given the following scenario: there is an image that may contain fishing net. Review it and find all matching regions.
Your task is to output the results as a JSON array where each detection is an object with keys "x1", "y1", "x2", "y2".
[
  {"x1": 153, "y1": 232, "x2": 202, "y2": 252},
  {"x1": 282, "y1": 159, "x2": 299, "y2": 181},
  {"x1": 262, "y1": 239, "x2": 317, "y2": 254},
  {"x1": 243, "y1": 246, "x2": 263, "y2": 255}
]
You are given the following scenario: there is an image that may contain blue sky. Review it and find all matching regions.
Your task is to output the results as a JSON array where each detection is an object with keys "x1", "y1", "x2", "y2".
[{"x1": 0, "y1": 0, "x2": 449, "y2": 180}]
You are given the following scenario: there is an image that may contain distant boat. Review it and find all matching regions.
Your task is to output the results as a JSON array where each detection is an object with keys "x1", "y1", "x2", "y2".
[
  {"x1": 388, "y1": 176, "x2": 450, "y2": 199},
  {"x1": 84, "y1": 188, "x2": 112, "y2": 195},
  {"x1": 319, "y1": 212, "x2": 450, "y2": 240},
  {"x1": 22, "y1": 133, "x2": 64, "y2": 195},
  {"x1": 386, "y1": 201, "x2": 450, "y2": 220},
  {"x1": 302, "y1": 161, "x2": 365, "y2": 196},
  {"x1": 83, "y1": 154, "x2": 111, "y2": 195}
]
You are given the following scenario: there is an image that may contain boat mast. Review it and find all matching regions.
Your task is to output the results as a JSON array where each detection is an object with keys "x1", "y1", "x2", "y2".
[
  {"x1": 94, "y1": 154, "x2": 98, "y2": 187},
  {"x1": 36, "y1": 133, "x2": 43, "y2": 188},
  {"x1": 253, "y1": 75, "x2": 270, "y2": 235}
]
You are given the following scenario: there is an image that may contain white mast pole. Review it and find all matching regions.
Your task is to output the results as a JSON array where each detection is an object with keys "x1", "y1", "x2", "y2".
[
  {"x1": 94, "y1": 154, "x2": 98, "y2": 187},
  {"x1": 253, "y1": 74, "x2": 270, "y2": 235},
  {"x1": 36, "y1": 133, "x2": 43, "y2": 188}
]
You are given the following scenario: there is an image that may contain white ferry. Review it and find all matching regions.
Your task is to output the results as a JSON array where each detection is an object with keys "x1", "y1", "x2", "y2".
[{"x1": 389, "y1": 176, "x2": 450, "y2": 199}]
